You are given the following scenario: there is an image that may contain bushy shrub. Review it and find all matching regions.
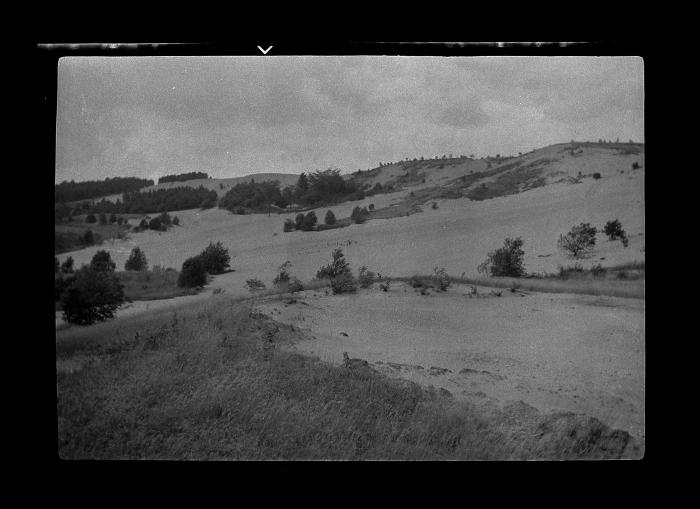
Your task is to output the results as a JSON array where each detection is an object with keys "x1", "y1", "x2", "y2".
[
  {"x1": 85, "y1": 213, "x2": 97, "y2": 224},
  {"x1": 433, "y1": 267, "x2": 451, "y2": 291},
  {"x1": 330, "y1": 273, "x2": 357, "y2": 294},
  {"x1": 302, "y1": 211, "x2": 317, "y2": 231},
  {"x1": 61, "y1": 256, "x2": 74, "y2": 274},
  {"x1": 198, "y1": 242, "x2": 231, "y2": 274},
  {"x1": 593, "y1": 172, "x2": 601, "y2": 179},
  {"x1": 139, "y1": 219, "x2": 148, "y2": 230},
  {"x1": 558, "y1": 223, "x2": 597, "y2": 258},
  {"x1": 273, "y1": 261, "x2": 292, "y2": 288},
  {"x1": 283, "y1": 219, "x2": 295, "y2": 232},
  {"x1": 178, "y1": 256, "x2": 207, "y2": 288},
  {"x1": 632, "y1": 162, "x2": 641, "y2": 170},
  {"x1": 603, "y1": 219, "x2": 625, "y2": 240},
  {"x1": 621, "y1": 234, "x2": 629, "y2": 248},
  {"x1": 245, "y1": 278, "x2": 266, "y2": 292},
  {"x1": 325, "y1": 210, "x2": 336, "y2": 225},
  {"x1": 61, "y1": 267, "x2": 125, "y2": 325},
  {"x1": 478, "y1": 237, "x2": 526, "y2": 277},
  {"x1": 295, "y1": 213, "x2": 305, "y2": 230},
  {"x1": 125, "y1": 246, "x2": 148, "y2": 271},
  {"x1": 148, "y1": 216, "x2": 162, "y2": 231},
  {"x1": 351, "y1": 206, "x2": 369, "y2": 224},
  {"x1": 431, "y1": 202, "x2": 438, "y2": 210},
  {"x1": 358, "y1": 266, "x2": 376, "y2": 288},
  {"x1": 172, "y1": 216, "x2": 180, "y2": 226},
  {"x1": 368, "y1": 204, "x2": 375, "y2": 211},
  {"x1": 90, "y1": 250, "x2": 116, "y2": 272}
]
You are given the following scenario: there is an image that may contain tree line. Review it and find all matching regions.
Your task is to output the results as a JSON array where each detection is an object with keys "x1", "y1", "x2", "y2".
[
  {"x1": 55, "y1": 177, "x2": 154, "y2": 203},
  {"x1": 158, "y1": 172, "x2": 210, "y2": 184}
]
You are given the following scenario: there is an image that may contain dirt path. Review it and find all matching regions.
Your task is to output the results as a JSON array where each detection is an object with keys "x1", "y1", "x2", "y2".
[{"x1": 256, "y1": 283, "x2": 645, "y2": 446}]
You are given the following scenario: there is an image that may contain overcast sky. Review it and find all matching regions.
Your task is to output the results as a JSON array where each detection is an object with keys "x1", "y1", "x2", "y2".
[{"x1": 55, "y1": 56, "x2": 644, "y2": 183}]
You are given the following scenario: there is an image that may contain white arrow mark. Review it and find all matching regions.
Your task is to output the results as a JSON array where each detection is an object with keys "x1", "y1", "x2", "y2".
[{"x1": 258, "y1": 45, "x2": 273, "y2": 55}]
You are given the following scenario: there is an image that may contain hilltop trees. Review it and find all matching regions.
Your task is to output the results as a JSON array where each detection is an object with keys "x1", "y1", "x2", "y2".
[
  {"x1": 125, "y1": 247, "x2": 148, "y2": 271},
  {"x1": 60, "y1": 266, "x2": 125, "y2": 325},
  {"x1": 478, "y1": 237, "x2": 526, "y2": 277},
  {"x1": 158, "y1": 172, "x2": 209, "y2": 184},
  {"x1": 558, "y1": 223, "x2": 598, "y2": 258},
  {"x1": 55, "y1": 176, "x2": 153, "y2": 203},
  {"x1": 219, "y1": 180, "x2": 284, "y2": 213}
]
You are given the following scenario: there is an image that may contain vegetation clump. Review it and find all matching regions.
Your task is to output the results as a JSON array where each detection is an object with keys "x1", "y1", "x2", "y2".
[
  {"x1": 358, "y1": 266, "x2": 376, "y2": 288},
  {"x1": 301, "y1": 211, "x2": 318, "y2": 231},
  {"x1": 60, "y1": 266, "x2": 125, "y2": 325},
  {"x1": 558, "y1": 224, "x2": 597, "y2": 258},
  {"x1": 478, "y1": 237, "x2": 526, "y2": 277},
  {"x1": 317, "y1": 249, "x2": 357, "y2": 294},
  {"x1": 125, "y1": 247, "x2": 148, "y2": 271},
  {"x1": 61, "y1": 256, "x2": 74, "y2": 274},
  {"x1": 245, "y1": 278, "x2": 267, "y2": 293},
  {"x1": 325, "y1": 210, "x2": 336, "y2": 226},
  {"x1": 351, "y1": 206, "x2": 370, "y2": 224},
  {"x1": 198, "y1": 242, "x2": 231, "y2": 274},
  {"x1": 178, "y1": 256, "x2": 207, "y2": 288},
  {"x1": 90, "y1": 250, "x2": 116, "y2": 272}
]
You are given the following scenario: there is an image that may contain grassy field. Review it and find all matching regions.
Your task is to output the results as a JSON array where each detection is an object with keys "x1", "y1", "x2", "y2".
[
  {"x1": 117, "y1": 268, "x2": 199, "y2": 301},
  {"x1": 56, "y1": 293, "x2": 639, "y2": 460}
]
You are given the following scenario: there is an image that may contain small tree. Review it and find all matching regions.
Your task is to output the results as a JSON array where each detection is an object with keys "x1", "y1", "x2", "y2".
[
  {"x1": 368, "y1": 203, "x2": 375, "y2": 211},
  {"x1": 99, "y1": 213, "x2": 107, "y2": 225},
  {"x1": 148, "y1": 216, "x2": 162, "y2": 231},
  {"x1": 109, "y1": 213, "x2": 117, "y2": 224},
  {"x1": 172, "y1": 216, "x2": 180, "y2": 226},
  {"x1": 139, "y1": 219, "x2": 148, "y2": 230},
  {"x1": 478, "y1": 237, "x2": 526, "y2": 277},
  {"x1": 603, "y1": 219, "x2": 625, "y2": 241},
  {"x1": 317, "y1": 249, "x2": 357, "y2": 294},
  {"x1": 125, "y1": 246, "x2": 148, "y2": 271},
  {"x1": 593, "y1": 172, "x2": 601, "y2": 179},
  {"x1": 86, "y1": 213, "x2": 97, "y2": 224},
  {"x1": 90, "y1": 250, "x2": 116, "y2": 272},
  {"x1": 558, "y1": 223, "x2": 597, "y2": 258},
  {"x1": 61, "y1": 256, "x2": 74, "y2": 274},
  {"x1": 302, "y1": 211, "x2": 317, "y2": 231},
  {"x1": 433, "y1": 267, "x2": 451, "y2": 291},
  {"x1": 283, "y1": 219, "x2": 295, "y2": 232},
  {"x1": 198, "y1": 242, "x2": 231, "y2": 274},
  {"x1": 117, "y1": 217, "x2": 124, "y2": 226},
  {"x1": 351, "y1": 206, "x2": 369, "y2": 224},
  {"x1": 61, "y1": 267, "x2": 125, "y2": 325},
  {"x1": 245, "y1": 278, "x2": 266, "y2": 292},
  {"x1": 325, "y1": 210, "x2": 336, "y2": 225},
  {"x1": 178, "y1": 256, "x2": 207, "y2": 288}
]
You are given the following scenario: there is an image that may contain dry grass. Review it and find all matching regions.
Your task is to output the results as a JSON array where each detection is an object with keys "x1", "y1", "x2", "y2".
[{"x1": 56, "y1": 293, "x2": 639, "y2": 460}]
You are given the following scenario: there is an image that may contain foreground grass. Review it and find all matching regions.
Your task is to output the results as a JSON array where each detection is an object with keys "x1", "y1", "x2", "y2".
[{"x1": 56, "y1": 294, "x2": 638, "y2": 460}]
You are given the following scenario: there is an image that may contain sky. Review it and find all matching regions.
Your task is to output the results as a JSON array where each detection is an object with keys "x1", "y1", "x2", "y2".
[{"x1": 55, "y1": 56, "x2": 644, "y2": 183}]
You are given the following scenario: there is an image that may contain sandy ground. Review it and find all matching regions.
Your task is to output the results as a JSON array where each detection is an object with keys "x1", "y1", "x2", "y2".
[
  {"x1": 56, "y1": 166, "x2": 644, "y2": 303},
  {"x1": 255, "y1": 283, "x2": 645, "y2": 446}
]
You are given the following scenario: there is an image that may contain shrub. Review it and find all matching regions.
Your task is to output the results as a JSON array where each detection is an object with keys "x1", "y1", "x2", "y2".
[
  {"x1": 99, "y1": 213, "x2": 107, "y2": 225},
  {"x1": 283, "y1": 219, "x2": 295, "y2": 232},
  {"x1": 351, "y1": 206, "x2": 369, "y2": 224},
  {"x1": 478, "y1": 237, "x2": 526, "y2": 277},
  {"x1": 139, "y1": 219, "x2": 148, "y2": 230},
  {"x1": 330, "y1": 273, "x2": 357, "y2": 294},
  {"x1": 90, "y1": 250, "x2": 116, "y2": 272},
  {"x1": 591, "y1": 264, "x2": 607, "y2": 277},
  {"x1": 295, "y1": 213, "x2": 305, "y2": 230},
  {"x1": 83, "y1": 229, "x2": 95, "y2": 245},
  {"x1": 368, "y1": 204, "x2": 375, "y2": 211},
  {"x1": 148, "y1": 216, "x2": 162, "y2": 231},
  {"x1": 109, "y1": 213, "x2": 117, "y2": 223},
  {"x1": 117, "y1": 217, "x2": 124, "y2": 225},
  {"x1": 55, "y1": 273, "x2": 76, "y2": 302},
  {"x1": 159, "y1": 212, "x2": 172, "y2": 226},
  {"x1": 288, "y1": 277, "x2": 304, "y2": 293},
  {"x1": 273, "y1": 261, "x2": 292, "y2": 288},
  {"x1": 593, "y1": 172, "x2": 601, "y2": 179},
  {"x1": 245, "y1": 278, "x2": 266, "y2": 292},
  {"x1": 61, "y1": 256, "x2": 74, "y2": 274},
  {"x1": 60, "y1": 267, "x2": 125, "y2": 325},
  {"x1": 178, "y1": 256, "x2": 207, "y2": 288},
  {"x1": 433, "y1": 267, "x2": 451, "y2": 291},
  {"x1": 358, "y1": 266, "x2": 376, "y2": 288},
  {"x1": 302, "y1": 211, "x2": 318, "y2": 231},
  {"x1": 172, "y1": 216, "x2": 180, "y2": 226},
  {"x1": 198, "y1": 242, "x2": 231, "y2": 274},
  {"x1": 603, "y1": 219, "x2": 625, "y2": 241},
  {"x1": 325, "y1": 210, "x2": 336, "y2": 226},
  {"x1": 125, "y1": 246, "x2": 148, "y2": 271},
  {"x1": 558, "y1": 223, "x2": 597, "y2": 258},
  {"x1": 621, "y1": 233, "x2": 629, "y2": 248},
  {"x1": 85, "y1": 213, "x2": 97, "y2": 224},
  {"x1": 431, "y1": 202, "x2": 438, "y2": 210},
  {"x1": 317, "y1": 248, "x2": 352, "y2": 280},
  {"x1": 632, "y1": 162, "x2": 641, "y2": 170}
]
